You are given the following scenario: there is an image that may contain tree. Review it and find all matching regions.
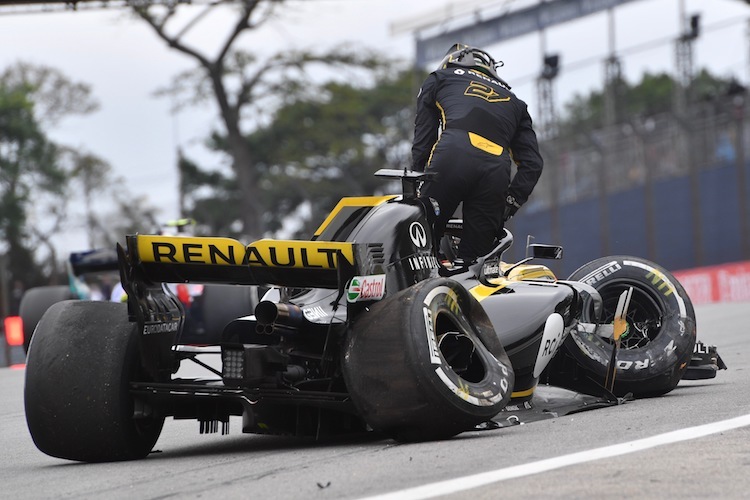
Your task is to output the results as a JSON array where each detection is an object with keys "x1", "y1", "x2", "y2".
[
  {"x1": 177, "y1": 150, "x2": 241, "y2": 236},
  {"x1": 247, "y1": 68, "x2": 418, "y2": 236},
  {"x1": 130, "y1": 0, "x2": 382, "y2": 239},
  {"x1": 1, "y1": 62, "x2": 158, "y2": 287},
  {"x1": 180, "y1": 67, "x2": 418, "y2": 238},
  {"x1": 1, "y1": 62, "x2": 101, "y2": 284},
  {"x1": 0, "y1": 61, "x2": 98, "y2": 126},
  {"x1": 0, "y1": 80, "x2": 63, "y2": 285},
  {"x1": 60, "y1": 147, "x2": 159, "y2": 248}
]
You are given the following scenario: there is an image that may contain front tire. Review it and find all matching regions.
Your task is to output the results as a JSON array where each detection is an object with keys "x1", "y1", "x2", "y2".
[
  {"x1": 343, "y1": 278, "x2": 514, "y2": 442},
  {"x1": 562, "y1": 256, "x2": 696, "y2": 397},
  {"x1": 25, "y1": 301, "x2": 165, "y2": 462}
]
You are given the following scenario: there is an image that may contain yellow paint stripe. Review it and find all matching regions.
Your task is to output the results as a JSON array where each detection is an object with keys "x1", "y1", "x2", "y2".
[
  {"x1": 313, "y1": 195, "x2": 396, "y2": 236},
  {"x1": 469, "y1": 281, "x2": 509, "y2": 301},
  {"x1": 426, "y1": 138, "x2": 441, "y2": 168},
  {"x1": 507, "y1": 266, "x2": 557, "y2": 282},
  {"x1": 511, "y1": 387, "x2": 536, "y2": 398},
  {"x1": 436, "y1": 100, "x2": 447, "y2": 130}
]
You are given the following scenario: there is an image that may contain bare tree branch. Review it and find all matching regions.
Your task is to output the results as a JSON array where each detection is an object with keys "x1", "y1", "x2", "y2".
[
  {"x1": 127, "y1": 0, "x2": 387, "y2": 238},
  {"x1": 129, "y1": 1, "x2": 213, "y2": 69}
]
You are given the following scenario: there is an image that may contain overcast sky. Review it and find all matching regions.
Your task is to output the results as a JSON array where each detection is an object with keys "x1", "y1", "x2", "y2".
[{"x1": 2, "y1": 0, "x2": 749, "y2": 252}]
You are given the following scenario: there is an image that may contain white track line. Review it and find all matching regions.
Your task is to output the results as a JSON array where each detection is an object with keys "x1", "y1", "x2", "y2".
[{"x1": 362, "y1": 414, "x2": 750, "y2": 500}]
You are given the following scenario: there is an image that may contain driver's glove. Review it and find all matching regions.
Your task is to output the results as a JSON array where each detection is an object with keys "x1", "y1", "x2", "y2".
[{"x1": 504, "y1": 195, "x2": 521, "y2": 221}]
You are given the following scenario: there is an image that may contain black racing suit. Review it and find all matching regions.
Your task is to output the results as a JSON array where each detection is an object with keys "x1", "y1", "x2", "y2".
[{"x1": 412, "y1": 66, "x2": 543, "y2": 261}]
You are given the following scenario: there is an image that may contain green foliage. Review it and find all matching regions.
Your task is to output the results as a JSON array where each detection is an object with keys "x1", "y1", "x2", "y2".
[
  {"x1": 0, "y1": 62, "x2": 99, "y2": 125},
  {"x1": 63, "y1": 148, "x2": 158, "y2": 248},
  {"x1": 182, "y1": 67, "x2": 419, "y2": 238},
  {"x1": 178, "y1": 153, "x2": 242, "y2": 237},
  {"x1": 1, "y1": 62, "x2": 157, "y2": 288},
  {"x1": 690, "y1": 68, "x2": 739, "y2": 103},
  {"x1": 255, "y1": 70, "x2": 417, "y2": 236},
  {"x1": 0, "y1": 80, "x2": 64, "y2": 285},
  {"x1": 623, "y1": 72, "x2": 675, "y2": 117},
  {"x1": 1, "y1": 62, "x2": 105, "y2": 286},
  {"x1": 559, "y1": 68, "x2": 736, "y2": 135}
]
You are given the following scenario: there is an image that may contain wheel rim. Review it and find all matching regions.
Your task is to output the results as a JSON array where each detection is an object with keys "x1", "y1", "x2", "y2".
[
  {"x1": 435, "y1": 315, "x2": 487, "y2": 384},
  {"x1": 597, "y1": 278, "x2": 665, "y2": 350}
]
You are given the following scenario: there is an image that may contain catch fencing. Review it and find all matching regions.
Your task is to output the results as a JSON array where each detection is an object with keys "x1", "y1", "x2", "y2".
[{"x1": 505, "y1": 94, "x2": 750, "y2": 279}]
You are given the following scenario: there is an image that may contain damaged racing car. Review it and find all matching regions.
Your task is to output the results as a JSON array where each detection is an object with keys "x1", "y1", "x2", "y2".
[{"x1": 24, "y1": 169, "x2": 725, "y2": 462}]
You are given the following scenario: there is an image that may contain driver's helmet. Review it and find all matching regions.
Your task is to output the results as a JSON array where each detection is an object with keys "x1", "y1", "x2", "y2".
[{"x1": 438, "y1": 43, "x2": 503, "y2": 81}]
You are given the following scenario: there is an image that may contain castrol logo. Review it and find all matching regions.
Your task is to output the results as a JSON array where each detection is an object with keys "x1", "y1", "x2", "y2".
[{"x1": 347, "y1": 275, "x2": 387, "y2": 303}]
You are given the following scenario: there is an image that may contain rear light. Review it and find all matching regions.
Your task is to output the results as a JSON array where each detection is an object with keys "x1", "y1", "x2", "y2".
[
  {"x1": 4, "y1": 316, "x2": 24, "y2": 347},
  {"x1": 221, "y1": 344, "x2": 287, "y2": 386},
  {"x1": 222, "y1": 347, "x2": 245, "y2": 381}
]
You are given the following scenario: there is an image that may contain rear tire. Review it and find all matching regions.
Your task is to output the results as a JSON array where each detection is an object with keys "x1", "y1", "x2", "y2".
[
  {"x1": 343, "y1": 278, "x2": 514, "y2": 442},
  {"x1": 562, "y1": 256, "x2": 696, "y2": 397},
  {"x1": 182, "y1": 285, "x2": 258, "y2": 344},
  {"x1": 18, "y1": 286, "x2": 76, "y2": 352},
  {"x1": 25, "y1": 301, "x2": 165, "y2": 462}
]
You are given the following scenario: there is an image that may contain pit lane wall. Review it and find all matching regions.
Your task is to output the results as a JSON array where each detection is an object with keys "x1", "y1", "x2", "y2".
[{"x1": 672, "y1": 261, "x2": 750, "y2": 306}]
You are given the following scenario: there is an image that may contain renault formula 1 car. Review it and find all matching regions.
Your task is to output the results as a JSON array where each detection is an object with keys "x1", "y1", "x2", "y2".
[{"x1": 24, "y1": 169, "x2": 724, "y2": 462}]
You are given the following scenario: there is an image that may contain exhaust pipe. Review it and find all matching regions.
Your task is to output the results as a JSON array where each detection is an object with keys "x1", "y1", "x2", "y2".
[
  {"x1": 254, "y1": 302, "x2": 305, "y2": 334},
  {"x1": 255, "y1": 323, "x2": 276, "y2": 335}
]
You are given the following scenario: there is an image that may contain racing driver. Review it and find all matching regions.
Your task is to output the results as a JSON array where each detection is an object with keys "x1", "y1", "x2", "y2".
[{"x1": 412, "y1": 43, "x2": 544, "y2": 268}]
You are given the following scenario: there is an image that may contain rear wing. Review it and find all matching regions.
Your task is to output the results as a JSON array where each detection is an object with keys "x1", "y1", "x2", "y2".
[{"x1": 118, "y1": 234, "x2": 367, "y2": 290}]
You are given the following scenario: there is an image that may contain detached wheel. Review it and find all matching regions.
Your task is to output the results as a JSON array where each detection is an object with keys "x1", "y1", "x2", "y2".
[
  {"x1": 18, "y1": 286, "x2": 76, "y2": 352},
  {"x1": 343, "y1": 278, "x2": 514, "y2": 442},
  {"x1": 564, "y1": 256, "x2": 696, "y2": 397},
  {"x1": 25, "y1": 301, "x2": 165, "y2": 462}
]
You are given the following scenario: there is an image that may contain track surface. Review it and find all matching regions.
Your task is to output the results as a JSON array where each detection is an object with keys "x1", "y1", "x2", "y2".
[{"x1": 1, "y1": 301, "x2": 747, "y2": 499}]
